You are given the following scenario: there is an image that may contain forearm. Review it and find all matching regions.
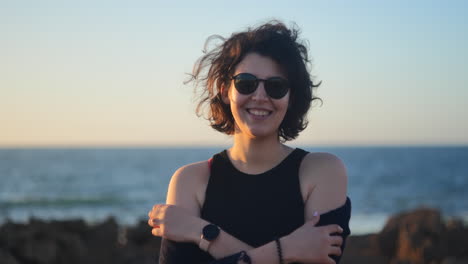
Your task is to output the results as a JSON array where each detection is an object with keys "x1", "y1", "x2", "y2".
[
  {"x1": 149, "y1": 203, "x2": 254, "y2": 260},
  {"x1": 151, "y1": 203, "x2": 349, "y2": 263},
  {"x1": 152, "y1": 207, "x2": 347, "y2": 264},
  {"x1": 187, "y1": 217, "x2": 253, "y2": 259},
  {"x1": 209, "y1": 237, "x2": 294, "y2": 264},
  {"x1": 208, "y1": 225, "x2": 254, "y2": 259},
  {"x1": 189, "y1": 218, "x2": 290, "y2": 263},
  {"x1": 247, "y1": 237, "x2": 292, "y2": 264}
]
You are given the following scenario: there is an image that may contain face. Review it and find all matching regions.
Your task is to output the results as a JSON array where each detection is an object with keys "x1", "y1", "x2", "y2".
[{"x1": 222, "y1": 52, "x2": 290, "y2": 140}]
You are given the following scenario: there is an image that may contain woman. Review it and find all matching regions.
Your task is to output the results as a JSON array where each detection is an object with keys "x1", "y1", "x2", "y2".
[{"x1": 148, "y1": 21, "x2": 351, "y2": 264}]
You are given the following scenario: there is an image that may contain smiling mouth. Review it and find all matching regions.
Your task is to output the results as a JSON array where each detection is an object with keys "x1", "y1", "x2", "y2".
[{"x1": 247, "y1": 109, "x2": 272, "y2": 117}]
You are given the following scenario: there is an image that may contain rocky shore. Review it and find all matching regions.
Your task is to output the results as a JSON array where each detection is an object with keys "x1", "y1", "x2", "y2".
[{"x1": 1, "y1": 208, "x2": 467, "y2": 264}]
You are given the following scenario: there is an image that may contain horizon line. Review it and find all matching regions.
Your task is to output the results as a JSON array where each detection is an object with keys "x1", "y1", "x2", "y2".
[{"x1": 1, "y1": 143, "x2": 467, "y2": 149}]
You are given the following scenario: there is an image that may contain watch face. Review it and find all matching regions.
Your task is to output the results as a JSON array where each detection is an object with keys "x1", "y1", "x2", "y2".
[{"x1": 203, "y1": 224, "x2": 220, "y2": 241}]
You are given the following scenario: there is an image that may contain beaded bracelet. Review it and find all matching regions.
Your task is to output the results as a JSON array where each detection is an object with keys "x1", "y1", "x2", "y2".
[
  {"x1": 275, "y1": 238, "x2": 284, "y2": 264},
  {"x1": 238, "y1": 250, "x2": 252, "y2": 264}
]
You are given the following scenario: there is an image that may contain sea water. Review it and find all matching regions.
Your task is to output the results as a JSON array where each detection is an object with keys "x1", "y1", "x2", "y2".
[{"x1": 1, "y1": 146, "x2": 467, "y2": 235}]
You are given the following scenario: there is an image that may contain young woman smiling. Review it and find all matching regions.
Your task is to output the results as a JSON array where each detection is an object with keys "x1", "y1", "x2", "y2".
[{"x1": 148, "y1": 21, "x2": 351, "y2": 264}]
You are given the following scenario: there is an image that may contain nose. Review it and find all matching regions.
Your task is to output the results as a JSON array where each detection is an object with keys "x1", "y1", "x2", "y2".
[{"x1": 251, "y1": 81, "x2": 269, "y2": 101}]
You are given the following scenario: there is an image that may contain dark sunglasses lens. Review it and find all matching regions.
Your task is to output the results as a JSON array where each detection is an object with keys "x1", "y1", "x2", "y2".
[
  {"x1": 234, "y1": 74, "x2": 257, "y2": 94},
  {"x1": 265, "y1": 78, "x2": 289, "y2": 99}
]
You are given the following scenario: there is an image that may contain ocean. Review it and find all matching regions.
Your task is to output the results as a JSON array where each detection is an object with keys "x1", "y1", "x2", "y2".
[{"x1": 1, "y1": 146, "x2": 467, "y2": 235}]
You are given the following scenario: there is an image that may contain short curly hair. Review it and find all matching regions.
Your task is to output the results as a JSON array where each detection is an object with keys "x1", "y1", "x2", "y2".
[{"x1": 188, "y1": 20, "x2": 322, "y2": 142}]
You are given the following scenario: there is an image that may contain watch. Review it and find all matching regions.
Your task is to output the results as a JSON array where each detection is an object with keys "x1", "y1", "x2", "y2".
[{"x1": 199, "y1": 223, "x2": 220, "y2": 252}]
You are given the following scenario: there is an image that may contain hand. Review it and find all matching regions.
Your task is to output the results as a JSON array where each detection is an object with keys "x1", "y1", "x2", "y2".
[
  {"x1": 282, "y1": 212, "x2": 343, "y2": 264},
  {"x1": 148, "y1": 204, "x2": 206, "y2": 243}
]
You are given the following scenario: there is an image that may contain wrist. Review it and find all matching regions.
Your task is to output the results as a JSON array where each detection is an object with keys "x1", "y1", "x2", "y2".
[
  {"x1": 279, "y1": 235, "x2": 296, "y2": 264},
  {"x1": 199, "y1": 223, "x2": 221, "y2": 252},
  {"x1": 190, "y1": 218, "x2": 209, "y2": 244}
]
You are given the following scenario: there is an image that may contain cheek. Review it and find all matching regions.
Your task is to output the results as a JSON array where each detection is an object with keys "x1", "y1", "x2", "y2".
[
  {"x1": 229, "y1": 90, "x2": 248, "y2": 106},
  {"x1": 277, "y1": 95, "x2": 290, "y2": 111}
]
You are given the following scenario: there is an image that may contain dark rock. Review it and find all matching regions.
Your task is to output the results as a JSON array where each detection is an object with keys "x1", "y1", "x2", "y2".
[
  {"x1": 0, "y1": 248, "x2": 20, "y2": 264},
  {"x1": 83, "y1": 217, "x2": 119, "y2": 264},
  {"x1": 5, "y1": 219, "x2": 89, "y2": 264},
  {"x1": 51, "y1": 219, "x2": 88, "y2": 235},
  {"x1": 444, "y1": 218, "x2": 468, "y2": 258},
  {"x1": 341, "y1": 234, "x2": 389, "y2": 264},
  {"x1": 379, "y1": 213, "x2": 401, "y2": 257},
  {"x1": 1, "y1": 208, "x2": 466, "y2": 264},
  {"x1": 379, "y1": 208, "x2": 448, "y2": 264},
  {"x1": 121, "y1": 220, "x2": 161, "y2": 264},
  {"x1": 20, "y1": 236, "x2": 58, "y2": 264},
  {"x1": 441, "y1": 257, "x2": 468, "y2": 264},
  {"x1": 127, "y1": 219, "x2": 155, "y2": 245},
  {"x1": 55, "y1": 232, "x2": 88, "y2": 264}
]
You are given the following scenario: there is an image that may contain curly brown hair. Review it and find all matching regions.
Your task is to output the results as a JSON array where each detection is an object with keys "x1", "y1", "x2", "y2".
[{"x1": 188, "y1": 20, "x2": 322, "y2": 142}]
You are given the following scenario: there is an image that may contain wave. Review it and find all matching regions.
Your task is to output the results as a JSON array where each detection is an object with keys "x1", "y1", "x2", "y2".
[{"x1": 0, "y1": 196, "x2": 124, "y2": 208}]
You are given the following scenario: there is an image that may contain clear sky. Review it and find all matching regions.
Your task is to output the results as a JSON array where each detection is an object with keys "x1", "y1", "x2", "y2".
[{"x1": 1, "y1": 0, "x2": 467, "y2": 147}]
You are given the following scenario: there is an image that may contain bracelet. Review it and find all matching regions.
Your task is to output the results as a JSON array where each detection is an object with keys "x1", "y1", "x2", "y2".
[
  {"x1": 275, "y1": 238, "x2": 284, "y2": 264},
  {"x1": 238, "y1": 251, "x2": 252, "y2": 264}
]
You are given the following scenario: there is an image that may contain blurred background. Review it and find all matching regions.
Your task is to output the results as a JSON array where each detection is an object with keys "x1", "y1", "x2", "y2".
[{"x1": 1, "y1": 0, "x2": 467, "y2": 235}]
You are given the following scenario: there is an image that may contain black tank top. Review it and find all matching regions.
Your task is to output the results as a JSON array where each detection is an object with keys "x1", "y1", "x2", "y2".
[
  {"x1": 159, "y1": 148, "x2": 351, "y2": 264},
  {"x1": 201, "y1": 148, "x2": 308, "y2": 247}
]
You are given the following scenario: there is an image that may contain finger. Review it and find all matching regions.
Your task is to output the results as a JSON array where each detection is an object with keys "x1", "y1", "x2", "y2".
[
  {"x1": 152, "y1": 227, "x2": 162, "y2": 237},
  {"x1": 148, "y1": 218, "x2": 161, "y2": 227},
  {"x1": 148, "y1": 208, "x2": 157, "y2": 218},
  {"x1": 329, "y1": 245, "x2": 342, "y2": 256},
  {"x1": 326, "y1": 224, "x2": 343, "y2": 234},
  {"x1": 326, "y1": 256, "x2": 336, "y2": 264},
  {"x1": 311, "y1": 211, "x2": 320, "y2": 225},
  {"x1": 330, "y1": 235, "x2": 343, "y2": 246},
  {"x1": 148, "y1": 204, "x2": 164, "y2": 218}
]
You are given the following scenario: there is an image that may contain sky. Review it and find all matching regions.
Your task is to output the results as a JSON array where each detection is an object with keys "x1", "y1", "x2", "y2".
[{"x1": 1, "y1": 0, "x2": 467, "y2": 147}]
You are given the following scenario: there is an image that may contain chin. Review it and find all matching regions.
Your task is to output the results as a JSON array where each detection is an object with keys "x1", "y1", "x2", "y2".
[{"x1": 247, "y1": 129, "x2": 279, "y2": 140}]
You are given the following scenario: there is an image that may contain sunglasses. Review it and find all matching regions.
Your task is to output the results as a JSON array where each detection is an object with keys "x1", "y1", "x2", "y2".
[{"x1": 231, "y1": 73, "x2": 289, "y2": 99}]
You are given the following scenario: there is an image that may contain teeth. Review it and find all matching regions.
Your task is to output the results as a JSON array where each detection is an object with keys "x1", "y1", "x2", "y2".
[{"x1": 249, "y1": 109, "x2": 270, "y2": 116}]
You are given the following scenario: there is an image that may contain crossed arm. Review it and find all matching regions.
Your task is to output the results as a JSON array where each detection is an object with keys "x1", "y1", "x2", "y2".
[
  {"x1": 149, "y1": 203, "x2": 345, "y2": 264},
  {"x1": 148, "y1": 153, "x2": 349, "y2": 264}
]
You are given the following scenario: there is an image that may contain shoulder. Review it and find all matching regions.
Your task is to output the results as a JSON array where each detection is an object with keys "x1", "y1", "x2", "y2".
[
  {"x1": 171, "y1": 160, "x2": 210, "y2": 185},
  {"x1": 166, "y1": 160, "x2": 210, "y2": 215},
  {"x1": 299, "y1": 152, "x2": 348, "y2": 219},
  {"x1": 300, "y1": 152, "x2": 347, "y2": 183}
]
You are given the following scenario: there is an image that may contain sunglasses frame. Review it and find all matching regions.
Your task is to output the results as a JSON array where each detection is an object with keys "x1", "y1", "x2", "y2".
[{"x1": 231, "y1": 73, "x2": 290, "y2": 99}]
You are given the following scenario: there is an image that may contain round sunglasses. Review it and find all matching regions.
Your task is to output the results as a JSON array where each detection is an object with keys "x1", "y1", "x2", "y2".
[{"x1": 231, "y1": 73, "x2": 289, "y2": 99}]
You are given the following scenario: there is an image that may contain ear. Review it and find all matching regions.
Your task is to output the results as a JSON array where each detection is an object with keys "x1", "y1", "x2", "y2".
[{"x1": 220, "y1": 84, "x2": 230, "y2": 105}]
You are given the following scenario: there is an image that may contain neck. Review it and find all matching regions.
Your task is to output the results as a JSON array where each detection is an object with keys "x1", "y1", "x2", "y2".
[{"x1": 228, "y1": 133, "x2": 292, "y2": 173}]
